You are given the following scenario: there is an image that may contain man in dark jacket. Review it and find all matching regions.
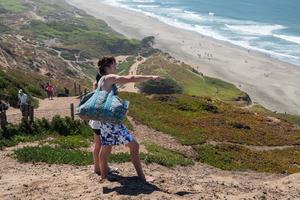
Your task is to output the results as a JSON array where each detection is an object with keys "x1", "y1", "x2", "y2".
[
  {"x1": 0, "y1": 100, "x2": 9, "y2": 127},
  {"x1": 0, "y1": 100, "x2": 9, "y2": 111}
]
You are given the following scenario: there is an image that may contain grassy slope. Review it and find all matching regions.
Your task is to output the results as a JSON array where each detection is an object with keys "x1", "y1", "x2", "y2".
[
  {"x1": 117, "y1": 60, "x2": 135, "y2": 75},
  {"x1": 138, "y1": 54, "x2": 245, "y2": 101},
  {"x1": 119, "y1": 92, "x2": 300, "y2": 174},
  {"x1": 2, "y1": 0, "x2": 300, "y2": 174},
  {"x1": 0, "y1": 69, "x2": 45, "y2": 106},
  {"x1": 250, "y1": 105, "x2": 300, "y2": 127},
  {"x1": 20, "y1": 0, "x2": 141, "y2": 59},
  {"x1": 120, "y1": 92, "x2": 300, "y2": 146},
  {"x1": 0, "y1": 0, "x2": 142, "y2": 104},
  {"x1": 14, "y1": 142, "x2": 193, "y2": 168},
  {"x1": 0, "y1": 0, "x2": 29, "y2": 12}
]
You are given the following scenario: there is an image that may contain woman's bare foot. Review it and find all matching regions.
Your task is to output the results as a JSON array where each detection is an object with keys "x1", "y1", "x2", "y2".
[
  {"x1": 99, "y1": 177, "x2": 108, "y2": 183},
  {"x1": 94, "y1": 170, "x2": 101, "y2": 176}
]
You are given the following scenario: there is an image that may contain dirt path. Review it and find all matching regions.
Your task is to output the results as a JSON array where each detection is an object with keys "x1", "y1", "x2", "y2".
[
  {"x1": 120, "y1": 57, "x2": 146, "y2": 93},
  {"x1": 6, "y1": 97, "x2": 80, "y2": 123}
]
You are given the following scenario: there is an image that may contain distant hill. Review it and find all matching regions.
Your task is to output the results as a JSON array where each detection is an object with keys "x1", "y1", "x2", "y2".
[
  {"x1": 137, "y1": 53, "x2": 250, "y2": 103},
  {"x1": 0, "y1": 0, "x2": 154, "y2": 105}
]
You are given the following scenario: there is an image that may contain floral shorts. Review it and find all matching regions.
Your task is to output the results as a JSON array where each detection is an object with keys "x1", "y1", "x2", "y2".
[{"x1": 99, "y1": 123, "x2": 134, "y2": 146}]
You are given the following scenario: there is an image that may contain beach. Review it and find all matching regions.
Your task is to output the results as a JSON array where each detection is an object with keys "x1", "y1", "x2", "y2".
[{"x1": 67, "y1": 0, "x2": 300, "y2": 115}]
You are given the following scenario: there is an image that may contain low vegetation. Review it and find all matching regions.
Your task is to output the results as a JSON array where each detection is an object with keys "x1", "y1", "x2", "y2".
[
  {"x1": 14, "y1": 146, "x2": 93, "y2": 166},
  {"x1": 1, "y1": 0, "x2": 300, "y2": 175},
  {"x1": 137, "y1": 54, "x2": 247, "y2": 101},
  {"x1": 144, "y1": 143, "x2": 194, "y2": 167},
  {"x1": 195, "y1": 144, "x2": 300, "y2": 174},
  {"x1": 0, "y1": 116, "x2": 93, "y2": 149},
  {"x1": 13, "y1": 142, "x2": 194, "y2": 167},
  {"x1": 118, "y1": 92, "x2": 300, "y2": 173},
  {"x1": 50, "y1": 135, "x2": 90, "y2": 149},
  {"x1": 0, "y1": 0, "x2": 29, "y2": 12},
  {"x1": 138, "y1": 78, "x2": 183, "y2": 95},
  {"x1": 120, "y1": 92, "x2": 300, "y2": 146},
  {"x1": 0, "y1": 69, "x2": 44, "y2": 107},
  {"x1": 117, "y1": 60, "x2": 135, "y2": 75}
]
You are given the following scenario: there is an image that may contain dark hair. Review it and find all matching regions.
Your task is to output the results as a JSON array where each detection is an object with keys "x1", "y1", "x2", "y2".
[
  {"x1": 95, "y1": 73, "x2": 101, "y2": 83},
  {"x1": 98, "y1": 56, "x2": 116, "y2": 77}
]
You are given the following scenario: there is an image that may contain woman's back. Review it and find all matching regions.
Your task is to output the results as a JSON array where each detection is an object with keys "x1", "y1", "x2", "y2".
[{"x1": 98, "y1": 76, "x2": 118, "y2": 95}]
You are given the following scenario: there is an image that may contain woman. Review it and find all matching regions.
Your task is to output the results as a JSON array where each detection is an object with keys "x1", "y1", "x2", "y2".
[
  {"x1": 89, "y1": 73, "x2": 103, "y2": 175},
  {"x1": 96, "y1": 56, "x2": 160, "y2": 181},
  {"x1": 46, "y1": 83, "x2": 54, "y2": 100},
  {"x1": 90, "y1": 74, "x2": 119, "y2": 175}
]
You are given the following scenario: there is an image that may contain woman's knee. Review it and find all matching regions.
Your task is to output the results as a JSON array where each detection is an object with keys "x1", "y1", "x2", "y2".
[
  {"x1": 93, "y1": 134, "x2": 101, "y2": 150},
  {"x1": 100, "y1": 146, "x2": 112, "y2": 158},
  {"x1": 128, "y1": 141, "x2": 139, "y2": 154}
]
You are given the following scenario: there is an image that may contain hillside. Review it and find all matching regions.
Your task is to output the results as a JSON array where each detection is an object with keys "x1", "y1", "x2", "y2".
[
  {"x1": 137, "y1": 53, "x2": 250, "y2": 102},
  {"x1": 1, "y1": 0, "x2": 300, "y2": 199},
  {"x1": 0, "y1": 0, "x2": 153, "y2": 105},
  {"x1": 0, "y1": 107, "x2": 299, "y2": 199}
]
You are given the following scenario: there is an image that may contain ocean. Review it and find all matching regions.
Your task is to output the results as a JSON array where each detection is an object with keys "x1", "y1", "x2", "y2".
[{"x1": 98, "y1": 0, "x2": 300, "y2": 66}]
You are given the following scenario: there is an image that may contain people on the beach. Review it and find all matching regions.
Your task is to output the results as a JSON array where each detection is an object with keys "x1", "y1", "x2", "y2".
[
  {"x1": 18, "y1": 89, "x2": 28, "y2": 116},
  {"x1": 46, "y1": 82, "x2": 55, "y2": 100},
  {"x1": 93, "y1": 56, "x2": 161, "y2": 181}
]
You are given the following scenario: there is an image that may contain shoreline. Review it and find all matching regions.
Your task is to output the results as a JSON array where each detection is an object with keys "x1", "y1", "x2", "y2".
[{"x1": 67, "y1": 0, "x2": 300, "y2": 115}]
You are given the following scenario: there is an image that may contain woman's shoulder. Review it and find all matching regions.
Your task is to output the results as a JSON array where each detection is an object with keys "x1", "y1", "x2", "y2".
[{"x1": 103, "y1": 74, "x2": 119, "y2": 80}]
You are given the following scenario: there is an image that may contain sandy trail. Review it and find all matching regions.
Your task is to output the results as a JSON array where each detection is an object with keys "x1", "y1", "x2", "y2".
[
  {"x1": 6, "y1": 97, "x2": 80, "y2": 124},
  {"x1": 1, "y1": 118, "x2": 300, "y2": 199},
  {"x1": 119, "y1": 57, "x2": 145, "y2": 93}
]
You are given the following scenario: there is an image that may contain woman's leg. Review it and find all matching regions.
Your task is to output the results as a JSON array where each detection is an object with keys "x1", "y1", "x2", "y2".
[
  {"x1": 93, "y1": 130, "x2": 101, "y2": 175},
  {"x1": 99, "y1": 145, "x2": 112, "y2": 180},
  {"x1": 126, "y1": 140, "x2": 145, "y2": 180}
]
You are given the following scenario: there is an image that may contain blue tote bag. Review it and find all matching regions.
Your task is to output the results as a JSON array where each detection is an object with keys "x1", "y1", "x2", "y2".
[{"x1": 76, "y1": 77, "x2": 129, "y2": 124}]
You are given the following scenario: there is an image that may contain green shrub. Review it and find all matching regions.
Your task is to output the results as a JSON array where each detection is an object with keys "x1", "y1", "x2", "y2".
[
  {"x1": 1, "y1": 124, "x2": 21, "y2": 139},
  {"x1": 0, "y1": 116, "x2": 92, "y2": 148},
  {"x1": 0, "y1": 0, "x2": 29, "y2": 12},
  {"x1": 138, "y1": 55, "x2": 243, "y2": 101},
  {"x1": 117, "y1": 60, "x2": 134, "y2": 75},
  {"x1": 144, "y1": 143, "x2": 194, "y2": 167},
  {"x1": 14, "y1": 144, "x2": 194, "y2": 167},
  {"x1": 14, "y1": 146, "x2": 93, "y2": 166},
  {"x1": 139, "y1": 78, "x2": 183, "y2": 94},
  {"x1": 50, "y1": 115, "x2": 72, "y2": 136},
  {"x1": 25, "y1": 85, "x2": 44, "y2": 97},
  {"x1": 120, "y1": 92, "x2": 300, "y2": 146},
  {"x1": 195, "y1": 144, "x2": 300, "y2": 174},
  {"x1": 51, "y1": 135, "x2": 90, "y2": 149}
]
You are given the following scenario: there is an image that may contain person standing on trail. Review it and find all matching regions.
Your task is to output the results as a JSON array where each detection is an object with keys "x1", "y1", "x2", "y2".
[
  {"x1": 46, "y1": 82, "x2": 55, "y2": 100},
  {"x1": 18, "y1": 89, "x2": 28, "y2": 117},
  {"x1": 64, "y1": 87, "x2": 69, "y2": 97},
  {"x1": 89, "y1": 73, "x2": 120, "y2": 176},
  {"x1": 89, "y1": 73, "x2": 104, "y2": 175},
  {"x1": 95, "y1": 56, "x2": 161, "y2": 181},
  {"x1": 0, "y1": 100, "x2": 9, "y2": 111}
]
